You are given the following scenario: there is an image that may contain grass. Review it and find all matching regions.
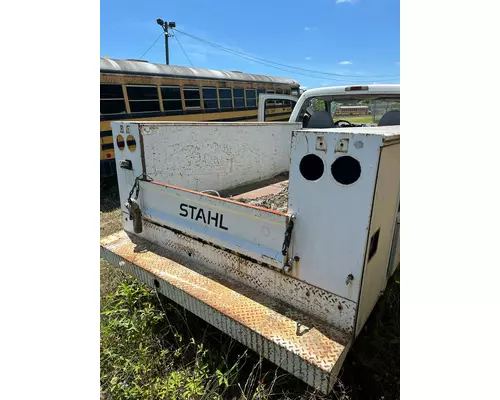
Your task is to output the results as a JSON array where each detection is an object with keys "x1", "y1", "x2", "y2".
[{"x1": 100, "y1": 179, "x2": 400, "y2": 400}]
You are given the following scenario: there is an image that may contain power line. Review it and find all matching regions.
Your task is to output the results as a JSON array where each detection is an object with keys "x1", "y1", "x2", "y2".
[
  {"x1": 173, "y1": 28, "x2": 400, "y2": 80},
  {"x1": 139, "y1": 31, "x2": 164, "y2": 60},
  {"x1": 173, "y1": 32, "x2": 194, "y2": 68},
  {"x1": 172, "y1": 29, "x2": 368, "y2": 83}
]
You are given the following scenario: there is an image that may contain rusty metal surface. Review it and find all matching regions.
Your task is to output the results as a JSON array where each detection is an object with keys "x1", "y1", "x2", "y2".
[
  {"x1": 135, "y1": 219, "x2": 357, "y2": 333},
  {"x1": 101, "y1": 230, "x2": 351, "y2": 393}
]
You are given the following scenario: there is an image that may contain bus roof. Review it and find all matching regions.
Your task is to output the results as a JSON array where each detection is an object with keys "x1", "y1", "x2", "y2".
[{"x1": 100, "y1": 58, "x2": 300, "y2": 87}]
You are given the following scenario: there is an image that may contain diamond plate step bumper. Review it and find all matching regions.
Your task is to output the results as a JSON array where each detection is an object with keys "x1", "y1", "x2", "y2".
[{"x1": 100, "y1": 230, "x2": 352, "y2": 394}]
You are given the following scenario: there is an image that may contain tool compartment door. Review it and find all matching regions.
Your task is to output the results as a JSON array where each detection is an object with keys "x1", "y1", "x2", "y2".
[{"x1": 139, "y1": 180, "x2": 289, "y2": 269}]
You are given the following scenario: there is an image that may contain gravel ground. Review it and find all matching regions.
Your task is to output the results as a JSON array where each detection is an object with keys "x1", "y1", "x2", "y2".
[{"x1": 236, "y1": 182, "x2": 289, "y2": 212}]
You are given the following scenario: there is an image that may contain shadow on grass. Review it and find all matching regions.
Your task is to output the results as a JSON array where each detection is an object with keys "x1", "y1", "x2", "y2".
[
  {"x1": 338, "y1": 269, "x2": 400, "y2": 399},
  {"x1": 100, "y1": 176, "x2": 120, "y2": 212}
]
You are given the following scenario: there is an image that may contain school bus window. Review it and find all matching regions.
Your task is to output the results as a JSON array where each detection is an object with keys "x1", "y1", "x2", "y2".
[
  {"x1": 218, "y1": 88, "x2": 232, "y2": 110},
  {"x1": 245, "y1": 89, "x2": 256, "y2": 108},
  {"x1": 126, "y1": 85, "x2": 160, "y2": 113},
  {"x1": 183, "y1": 86, "x2": 201, "y2": 108},
  {"x1": 257, "y1": 89, "x2": 265, "y2": 101},
  {"x1": 161, "y1": 86, "x2": 183, "y2": 111},
  {"x1": 202, "y1": 87, "x2": 218, "y2": 110},
  {"x1": 100, "y1": 84, "x2": 126, "y2": 115},
  {"x1": 274, "y1": 89, "x2": 283, "y2": 105},
  {"x1": 233, "y1": 88, "x2": 245, "y2": 108}
]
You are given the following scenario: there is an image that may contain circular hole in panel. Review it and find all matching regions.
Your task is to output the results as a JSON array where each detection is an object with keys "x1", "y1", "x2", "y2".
[
  {"x1": 116, "y1": 134, "x2": 125, "y2": 150},
  {"x1": 331, "y1": 156, "x2": 361, "y2": 185},
  {"x1": 126, "y1": 135, "x2": 137, "y2": 152},
  {"x1": 299, "y1": 154, "x2": 324, "y2": 181}
]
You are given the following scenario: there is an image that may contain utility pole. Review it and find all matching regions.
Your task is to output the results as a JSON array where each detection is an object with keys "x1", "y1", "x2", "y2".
[{"x1": 156, "y1": 18, "x2": 176, "y2": 65}]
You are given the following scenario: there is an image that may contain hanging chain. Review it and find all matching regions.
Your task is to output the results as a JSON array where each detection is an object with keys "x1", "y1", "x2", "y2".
[
  {"x1": 282, "y1": 215, "x2": 296, "y2": 256},
  {"x1": 127, "y1": 173, "x2": 153, "y2": 203}
]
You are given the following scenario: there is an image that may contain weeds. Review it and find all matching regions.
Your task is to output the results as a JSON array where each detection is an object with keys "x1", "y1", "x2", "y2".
[{"x1": 100, "y1": 278, "x2": 263, "y2": 400}]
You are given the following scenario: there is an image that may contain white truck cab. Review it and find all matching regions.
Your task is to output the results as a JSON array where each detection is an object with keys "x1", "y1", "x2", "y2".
[{"x1": 258, "y1": 84, "x2": 400, "y2": 128}]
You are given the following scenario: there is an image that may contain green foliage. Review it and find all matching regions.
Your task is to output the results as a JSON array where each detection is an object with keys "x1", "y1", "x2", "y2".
[
  {"x1": 390, "y1": 102, "x2": 400, "y2": 111},
  {"x1": 100, "y1": 273, "x2": 400, "y2": 400},
  {"x1": 100, "y1": 279, "x2": 240, "y2": 400},
  {"x1": 311, "y1": 98, "x2": 326, "y2": 112}
]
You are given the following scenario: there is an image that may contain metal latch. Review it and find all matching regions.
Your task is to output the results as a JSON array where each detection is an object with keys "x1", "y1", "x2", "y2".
[
  {"x1": 125, "y1": 198, "x2": 142, "y2": 234},
  {"x1": 282, "y1": 215, "x2": 295, "y2": 256},
  {"x1": 118, "y1": 159, "x2": 133, "y2": 170},
  {"x1": 124, "y1": 173, "x2": 153, "y2": 234},
  {"x1": 282, "y1": 215, "x2": 296, "y2": 272}
]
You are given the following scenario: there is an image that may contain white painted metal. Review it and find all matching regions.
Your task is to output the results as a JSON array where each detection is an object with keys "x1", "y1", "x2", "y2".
[
  {"x1": 287, "y1": 127, "x2": 399, "y2": 302},
  {"x1": 111, "y1": 123, "x2": 144, "y2": 212},
  {"x1": 355, "y1": 142, "x2": 400, "y2": 335},
  {"x1": 257, "y1": 94, "x2": 299, "y2": 121},
  {"x1": 107, "y1": 120, "x2": 401, "y2": 392},
  {"x1": 135, "y1": 122, "x2": 301, "y2": 192},
  {"x1": 138, "y1": 180, "x2": 289, "y2": 268},
  {"x1": 111, "y1": 121, "x2": 400, "y2": 327},
  {"x1": 387, "y1": 207, "x2": 400, "y2": 278}
]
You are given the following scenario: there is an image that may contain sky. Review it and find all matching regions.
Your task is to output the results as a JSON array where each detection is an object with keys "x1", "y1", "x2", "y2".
[{"x1": 100, "y1": 0, "x2": 400, "y2": 89}]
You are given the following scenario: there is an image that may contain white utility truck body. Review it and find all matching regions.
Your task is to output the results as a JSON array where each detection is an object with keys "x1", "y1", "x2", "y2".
[{"x1": 101, "y1": 85, "x2": 400, "y2": 394}]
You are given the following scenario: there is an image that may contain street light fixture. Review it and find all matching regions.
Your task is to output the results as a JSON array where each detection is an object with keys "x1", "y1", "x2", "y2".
[{"x1": 156, "y1": 18, "x2": 176, "y2": 65}]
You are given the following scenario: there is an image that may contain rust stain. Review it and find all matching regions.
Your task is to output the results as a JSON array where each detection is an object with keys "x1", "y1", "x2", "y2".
[
  {"x1": 101, "y1": 231, "x2": 349, "y2": 372},
  {"x1": 231, "y1": 181, "x2": 289, "y2": 201}
]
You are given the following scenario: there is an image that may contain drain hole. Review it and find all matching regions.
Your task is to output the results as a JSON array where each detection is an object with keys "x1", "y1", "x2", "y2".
[
  {"x1": 331, "y1": 156, "x2": 361, "y2": 185},
  {"x1": 153, "y1": 279, "x2": 160, "y2": 288},
  {"x1": 299, "y1": 154, "x2": 324, "y2": 181},
  {"x1": 187, "y1": 252, "x2": 192, "y2": 257}
]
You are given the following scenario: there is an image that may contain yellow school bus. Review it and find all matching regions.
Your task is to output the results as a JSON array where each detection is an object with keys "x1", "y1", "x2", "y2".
[{"x1": 100, "y1": 58, "x2": 300, "y2": 178}]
